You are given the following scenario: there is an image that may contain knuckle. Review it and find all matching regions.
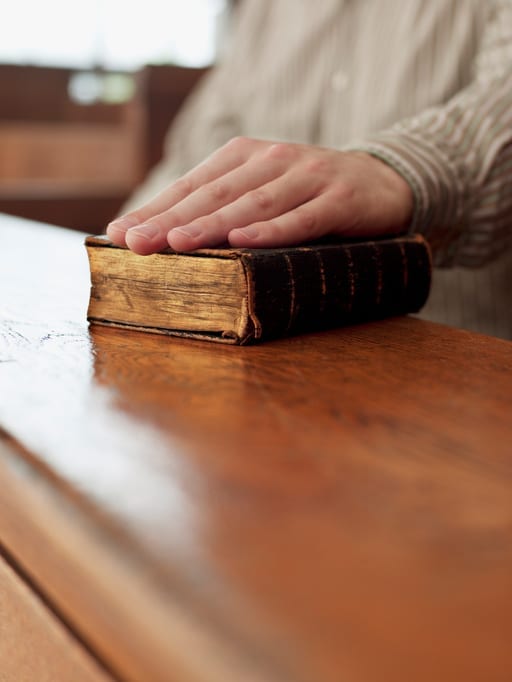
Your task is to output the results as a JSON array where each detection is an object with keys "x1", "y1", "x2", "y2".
[
  {"x1": 303, "y1": 157, "x2": 329, "y2": 175},
  {"x1": 224, "y1": 136, "x2": 259, "y2": 164},
  {"x1": 331, "y1": 181, "x2": 356, "y2": 203},
  {"x1": 296, "y1": 207, "x2": 318, "y2": 237},
  {"x1": 226, "y1": 136, "x2": 253, "y2": 153},
  {"x1": 174, "y1": 176, "x2": 194, "y2": 197},
  {"x1": 264, "y1": 142, "x2": 296, "y2": 163},
  {"x1": 206, "y1": 180, "x2": 230, "y2": 202},
  {"x1": 250, "y1": 187, "x2": 274, "y2": 211}
]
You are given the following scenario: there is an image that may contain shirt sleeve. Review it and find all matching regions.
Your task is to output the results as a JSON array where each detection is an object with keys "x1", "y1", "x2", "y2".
[{"x1": 349, "y1": 0, "x2": 512, "y2": 267}]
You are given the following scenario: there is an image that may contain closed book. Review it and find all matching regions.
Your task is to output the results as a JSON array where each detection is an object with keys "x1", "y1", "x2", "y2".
[{"x1": 85, "y1": 234, "x2": 431, "y2": 345}]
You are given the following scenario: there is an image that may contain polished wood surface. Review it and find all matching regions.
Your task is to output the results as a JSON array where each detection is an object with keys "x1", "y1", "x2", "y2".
[
  {"x1": 0, "y1": 553, "x2": 113, "y2": 682},
  {"x1": 1, "y1": 213, "x2": 512, "y2": 682}
]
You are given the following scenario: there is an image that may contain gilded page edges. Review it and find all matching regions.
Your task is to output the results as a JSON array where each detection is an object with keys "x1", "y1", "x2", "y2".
[
  {"x1": 84, "y1": 237, "x2": 255, "y2": 345},
  {"x1": 84, "y1": 235, "x2": 433, "y2": 344},
  {"x1": 84, "y1": 241, "x2": 102, "y2": 322},
  {"x1": 86, "y1": 319, "x2": 242, "y2": 344}
]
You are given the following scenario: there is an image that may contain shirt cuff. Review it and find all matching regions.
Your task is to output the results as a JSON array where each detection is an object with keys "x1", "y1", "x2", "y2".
[{"x1": 345, "y1": 131, "x2": 470, "y2": 266}]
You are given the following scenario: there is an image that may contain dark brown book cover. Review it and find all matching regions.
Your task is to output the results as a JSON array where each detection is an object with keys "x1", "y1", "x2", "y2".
[{"x1": 85, "y1": 234, "x2": 432, "y2": 344}]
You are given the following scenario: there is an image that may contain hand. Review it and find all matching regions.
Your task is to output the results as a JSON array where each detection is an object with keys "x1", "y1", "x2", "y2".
[{"x1": 106, "y1": 137, "x2": 414, "y2": 255}]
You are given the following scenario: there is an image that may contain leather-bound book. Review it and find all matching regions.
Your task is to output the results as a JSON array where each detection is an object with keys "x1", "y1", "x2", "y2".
[{"x1": 85, "y1": 234, "x2": 431, "y2": 344}]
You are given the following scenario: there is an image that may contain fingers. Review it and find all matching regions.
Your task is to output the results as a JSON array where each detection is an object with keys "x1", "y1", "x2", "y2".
[
  {"x1": 106, "y1": 137, "x2": 265, "y2": 251},
  {"x1": 106, "y1": 141, "x2": 413, "y2": 256},
  {"x1": 169, "y1": 187, "x2": 354, "y2": 253},
  {"x1": 226, "y1": 192, "x2": 353, "y2": 249},
  {"x1": 155, "y1": 159, "x2": 293, "y2": 251},
  {"x1": 166, "y1": 167, "x2": 322, "y2": 251}
]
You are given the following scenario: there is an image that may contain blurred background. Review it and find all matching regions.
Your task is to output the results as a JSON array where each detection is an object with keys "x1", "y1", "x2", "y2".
[{"x1": 0, "y1": 0, "x2": 233, "y2": 232}]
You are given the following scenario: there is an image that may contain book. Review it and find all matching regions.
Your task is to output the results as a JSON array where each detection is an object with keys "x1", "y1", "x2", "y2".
[{"x1": 85, "y1": 234, "x2": 431, "y2": 345}]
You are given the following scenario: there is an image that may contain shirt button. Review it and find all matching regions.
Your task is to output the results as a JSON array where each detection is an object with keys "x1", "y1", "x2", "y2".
[{"x1": 331, "y1": 70, "x2": 349, "y2": 92}]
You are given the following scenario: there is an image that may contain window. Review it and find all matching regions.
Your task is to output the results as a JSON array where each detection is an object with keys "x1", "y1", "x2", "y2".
[{"x1": 1, "y1": 0, "x2": 227, "y2": 69}]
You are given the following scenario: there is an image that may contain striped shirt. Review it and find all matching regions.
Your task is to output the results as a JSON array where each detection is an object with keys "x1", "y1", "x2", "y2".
[{"x1": 128, "y1": 0, "x2": 512, "y2": 339}]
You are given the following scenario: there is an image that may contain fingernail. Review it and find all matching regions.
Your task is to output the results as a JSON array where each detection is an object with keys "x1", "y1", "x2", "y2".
[
  {"x1": 172, "y1": 225, "x2": 203, "y2": 238},
  {"x1": 127, "y1": 223, "x2": 161, "y2": 241},
  {"x1": 233, "y1": 226, "x2": 259, "y2": 239},
  {"x1": 107, "y1": 216, "x2": 140, "y2": 232}
]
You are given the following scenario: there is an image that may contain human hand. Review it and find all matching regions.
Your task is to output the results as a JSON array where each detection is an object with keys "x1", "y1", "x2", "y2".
[{"x1": 106, "y1": 137, "x2": 414, "y2": 254}]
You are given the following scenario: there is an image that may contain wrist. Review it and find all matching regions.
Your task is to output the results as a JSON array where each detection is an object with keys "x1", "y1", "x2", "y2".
[{"x1": 347, "y1": 151, "x2": 415, "y2": 233}]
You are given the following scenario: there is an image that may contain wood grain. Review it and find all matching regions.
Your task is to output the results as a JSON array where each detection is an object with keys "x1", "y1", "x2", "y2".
[
  {"x1": 0, "y1": 551, "x2": 115, "y2": 682},
  {"x1": 1, "y1": 214, "x2": 512, "y2": 682},
  {"x1": 0, "y1": 439, "x2": 279, "y2": 682}
]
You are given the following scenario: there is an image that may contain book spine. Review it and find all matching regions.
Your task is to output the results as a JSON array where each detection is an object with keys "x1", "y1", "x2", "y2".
[{"x1": 241, "y1": 237, "x2": 431, "y2": 343}]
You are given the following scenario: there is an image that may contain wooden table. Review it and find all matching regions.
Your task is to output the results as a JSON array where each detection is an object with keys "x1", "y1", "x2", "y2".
[{"x1": 1, "y1": 213, "x2": 512, "y2": 682}]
